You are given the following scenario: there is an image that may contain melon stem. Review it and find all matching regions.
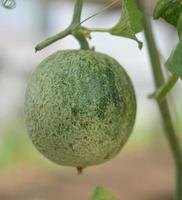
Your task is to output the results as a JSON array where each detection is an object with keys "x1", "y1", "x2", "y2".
[{"x1": 35, "y1": 0, "x2": 90, "y2": 52}]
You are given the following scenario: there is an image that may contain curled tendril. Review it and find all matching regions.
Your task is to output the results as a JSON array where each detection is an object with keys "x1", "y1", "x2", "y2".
[{"x1": 1, "y1": 0, "x2": 16, "y2": 9}]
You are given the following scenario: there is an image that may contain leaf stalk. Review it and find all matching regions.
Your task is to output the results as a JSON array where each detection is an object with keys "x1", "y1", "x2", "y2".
[{"x1": 150, "y1": 75, "x2": 178, "y2": 102}]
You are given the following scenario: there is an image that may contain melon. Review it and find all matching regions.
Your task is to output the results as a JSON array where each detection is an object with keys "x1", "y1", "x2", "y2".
[{"x1": 24, "y1": 50, "x2": 136, "y2": 169}]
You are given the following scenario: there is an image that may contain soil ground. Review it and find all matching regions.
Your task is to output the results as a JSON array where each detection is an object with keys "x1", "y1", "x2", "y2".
[{"x1": 0, "y1": 148, "x2": 174, "y2": 200}]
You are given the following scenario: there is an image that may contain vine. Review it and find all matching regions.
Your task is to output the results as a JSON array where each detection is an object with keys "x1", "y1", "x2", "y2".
[
  {"x1": 35, "y1": 0, "x2": 143, "y2": 52},
  {"x1": 136, "y1": 1, "x2": 182, "y2": 199}
]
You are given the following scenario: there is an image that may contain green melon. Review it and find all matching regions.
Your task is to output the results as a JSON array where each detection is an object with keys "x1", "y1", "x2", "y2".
[{"x1": 24, "y1": 50, "x2": 136, "y2": 169}]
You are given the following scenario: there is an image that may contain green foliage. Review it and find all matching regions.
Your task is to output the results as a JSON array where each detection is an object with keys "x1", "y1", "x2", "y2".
[
  {"x1": 152, "y1": 0, "x2": 182, "y2": 100},
  {"x1": 36, "y1": 0, "x2": 144, "y2": 51},
  {"x1": 0, "y1": 0, "x2": 16, "y2": 9},
  {"x1": 153, "y1": 0, "x2": 182, "y2": 27},
  {"x1": 89, "y1": 187, "x2": 118, "y2": 200},
  {"x1": 166, "y1": 37, "x2": 182, "y2": 77},
  {"x1": 0, "y1": 121, "x2": 38, "y2": 170},
  {"x1": 0, "y1": 130, "x2": 25, "y2": 168},
  {"x1": 177, "y1": 12, "x2": 182, "y2": 35},
  {"x1": 110, "y1": 0, "x2": 143, "y2": 48},
  {"x1": 162, "y1": 3, "x2": 182, "y2": 79}
]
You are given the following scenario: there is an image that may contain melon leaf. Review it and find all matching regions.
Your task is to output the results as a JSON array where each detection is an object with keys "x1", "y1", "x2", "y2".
[
  {"x1": 153, "y1": 0, "x2": 182, "y2": 27},
  {"x1": 89, "y1": 187, "x2": 119, "y2": 200},
  {"x1": 177, "y1": 12, "x2": 182, "y2": 36},
  {"x1": 166, "y1": 36, "x2": 182, "y2": 78},
  {"x1": 109, "y1": 0, "x2": 143, "y2": 49}
]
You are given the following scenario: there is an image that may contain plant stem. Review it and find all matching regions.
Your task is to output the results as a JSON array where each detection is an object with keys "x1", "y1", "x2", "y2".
[
  {"x1": 35, "y1": 0, "x2": 89, "y2": 52},
  {"x1": 86, "y1": 27, "x2": 110, "y2": 33},
  {"x1": 71, "y1": 0, "x2": 83, "y2": 25},
  {"x1": 35, "y1": 28, "x2": 71, "y2": 52},
  {"x1": 77, "y1": 0, "x2": 120, "y2": 27},
  {"x1": 153, "y1": 75, "x2": 178, "y2": 102},
  {"x1": 71, "y1": 0, "x2": 90, "y2": 49},
  {"x1": 74, "y1": 33, "x2": 89, "y2": 49},
  {"x1": 136, "y1": 0, "x2": 182, "y2": 199}
]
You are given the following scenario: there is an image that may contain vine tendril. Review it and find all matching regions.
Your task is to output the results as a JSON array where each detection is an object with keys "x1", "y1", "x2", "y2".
[
  {"x1": 78, "y1": 0, "x2": 120, "y2": 27},
  {"x1": 0, "y1": 0, "x2": 16, "y2": 9}
]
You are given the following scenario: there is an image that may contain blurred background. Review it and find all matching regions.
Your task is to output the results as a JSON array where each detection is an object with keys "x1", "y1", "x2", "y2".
[{"x1": 0, "y1": 0, "x2": 182, "y2": 199}]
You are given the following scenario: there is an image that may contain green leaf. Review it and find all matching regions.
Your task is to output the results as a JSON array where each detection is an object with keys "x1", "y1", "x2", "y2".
[
  {"x1": 89, "y1": 187, "x2": 119, "y2": 200},
  {"x1": 109, "y1": 0, "x2": 143, "y2": 49},
  {"x1": 177, "y1": 12, "x2": 182, "y2": 36},
  {"x1": 153, "y1": 0, "x2": 182, "y2": 27},
  {"x1": 166, "y1": 36, "x2": 182, "y2": 77}
]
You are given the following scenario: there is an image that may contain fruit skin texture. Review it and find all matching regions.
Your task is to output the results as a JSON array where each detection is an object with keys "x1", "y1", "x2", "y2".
[{"x1": 25, "y1": 50, "x2": 136, "y2": 168}]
